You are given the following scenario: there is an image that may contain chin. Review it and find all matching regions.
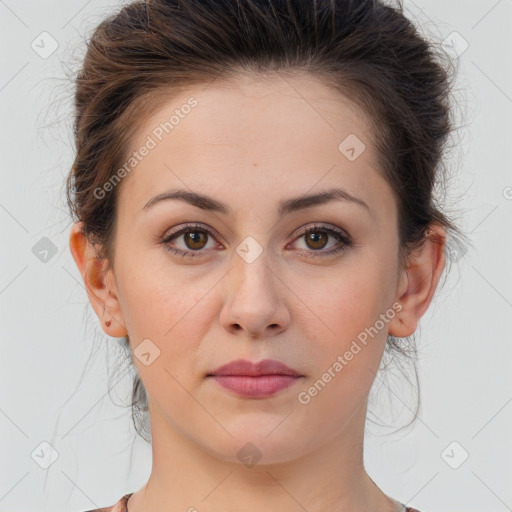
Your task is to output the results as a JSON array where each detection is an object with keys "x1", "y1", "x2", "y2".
[{"x1": 196, "y1": 424, "x2": 309, "y2": 467}]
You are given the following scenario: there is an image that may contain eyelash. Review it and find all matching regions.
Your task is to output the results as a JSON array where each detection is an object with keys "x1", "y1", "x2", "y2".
[{"x1": 160, "y1": 222, "x2": 353, "y2": 259}]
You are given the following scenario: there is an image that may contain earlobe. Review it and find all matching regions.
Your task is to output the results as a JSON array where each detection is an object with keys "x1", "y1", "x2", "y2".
[
  {"x1": 388, "y1": 223, "x2": 447, "y2": 338},
  {"x1": 69, "y1": 221, "x2": 128, "y2": 338}
]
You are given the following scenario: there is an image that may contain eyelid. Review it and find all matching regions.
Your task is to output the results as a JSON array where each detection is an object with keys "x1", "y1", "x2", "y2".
[
  {"x1": 161, "y1": 222, "x2": 352, "y2": 257},
  {"x1": 161, "y1": 222, "x2": 223, "y2": 243},
  {"x1": 287, "y1": 223, "x2": 352, "y2": 254},
  {"x1": 292, "y1": 222, "x2": 350, "y2": 240}
]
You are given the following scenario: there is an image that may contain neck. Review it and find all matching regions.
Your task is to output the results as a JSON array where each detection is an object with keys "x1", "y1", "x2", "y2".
[{"x1": 127, "y1": 400, "x2": 401, "y2": 512}]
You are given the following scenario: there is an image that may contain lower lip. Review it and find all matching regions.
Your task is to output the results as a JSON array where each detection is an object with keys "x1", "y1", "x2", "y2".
[{"x1": 209, "y1": 375, "x2": 301, "y2": 398}]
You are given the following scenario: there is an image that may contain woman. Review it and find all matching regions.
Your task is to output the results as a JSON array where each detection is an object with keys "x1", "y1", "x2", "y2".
[{"x1": 67, "y1": 0, "x2": 465, "y2": 510}]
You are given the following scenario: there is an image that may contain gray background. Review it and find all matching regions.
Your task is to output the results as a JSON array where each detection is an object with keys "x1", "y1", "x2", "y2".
[{"x1": 0, "y1": 1, "x2": 511, "y2": 511}]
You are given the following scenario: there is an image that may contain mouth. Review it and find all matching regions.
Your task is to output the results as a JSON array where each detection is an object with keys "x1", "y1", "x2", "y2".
[
  {"x1": 207, "y1": 374, "x2": 303, "y2": 398},
  {"x1": 206, "y1": 358, "x2": 304, "y2": 398}
]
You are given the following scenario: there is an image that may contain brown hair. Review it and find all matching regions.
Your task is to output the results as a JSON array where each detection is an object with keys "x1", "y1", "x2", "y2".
[{"x1": 66, "y1": 0, "x2": 468, "y2": 443}]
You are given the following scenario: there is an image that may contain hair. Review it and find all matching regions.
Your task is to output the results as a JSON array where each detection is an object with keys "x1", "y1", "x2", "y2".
[{"x1": 65, "y1": 0, "x2": 469, "y2": 444}]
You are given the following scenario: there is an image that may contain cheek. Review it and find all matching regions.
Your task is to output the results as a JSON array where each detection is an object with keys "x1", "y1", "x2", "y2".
[
  {"x1": 302, "y1": 261, "x2": 391, "y2": 348},
  {"x1": 120, "y1": 271, "x2": 209, "y2": 417},
  {"x1": 118, "y1": 244, "x2": 195, "y2": 329},
  {"x1": 295, "y1": 256, "x2": 396, "y2": 399},
  {"x1": 292, "y1": 269, "x2": 392, "y2": 436},
  {"x1": 116, "y1": 254, "x2": 218, "y2": 380}
]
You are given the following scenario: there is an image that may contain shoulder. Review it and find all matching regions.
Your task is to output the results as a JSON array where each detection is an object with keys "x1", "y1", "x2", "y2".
[
  {"x1": 81, "y1": 495, "x2": 423, "y2": 512},
  {"x1": 82, "y1": 492, "x2": 133, "y2": 512},
  {"x1": 82, "y1": 507, "x2": 114, "y2": 512}
]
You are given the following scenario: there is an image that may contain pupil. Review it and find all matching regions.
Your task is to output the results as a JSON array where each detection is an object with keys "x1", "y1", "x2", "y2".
[
  {"x1": 308, "y1": 232, "x2": 326, "y2": 249},
  {"x1": 187, "y1": 231, "x2": 205, "y2": 249}
]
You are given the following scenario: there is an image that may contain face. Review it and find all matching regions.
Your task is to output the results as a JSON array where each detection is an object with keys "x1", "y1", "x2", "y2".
[{"x1": 97, "y1": 73, "x2": 407, "y2": 464}]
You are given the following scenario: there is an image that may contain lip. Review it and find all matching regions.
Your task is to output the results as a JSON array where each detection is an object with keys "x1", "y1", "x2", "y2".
[
  {"x1": 209, "y1": 358, "x2": 302, "y2": 377},
  {"x1": 207, "y1": 359, "x2": 303, "y2": 398}
]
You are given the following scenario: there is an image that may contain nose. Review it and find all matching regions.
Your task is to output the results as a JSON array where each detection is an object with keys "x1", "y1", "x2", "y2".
[{"x1": 219, "y1": 247, "x2": 290, "y2": 339}]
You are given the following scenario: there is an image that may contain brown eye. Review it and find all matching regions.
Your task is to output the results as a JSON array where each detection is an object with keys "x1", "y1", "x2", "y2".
[
  {"x1": 183, "y1": 230, "x2": 208, "y2": 250},
  {"x1": 304, "y1": 231, "x2": 329, "y2": 250},
  {"x1": 291, "y1": 224, "x2": 353, "y2": 258},
  {"x1": 161, "y1": 223, "x2": 218, "y2": 258}
]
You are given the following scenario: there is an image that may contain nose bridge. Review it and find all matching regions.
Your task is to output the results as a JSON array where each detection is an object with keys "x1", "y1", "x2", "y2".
[
  {"x1": 220, "y1": 237, "x2": 288, "y2": 337},
  {"x1": 231, "y1": 238, "x2": 277, "y2": 304}
]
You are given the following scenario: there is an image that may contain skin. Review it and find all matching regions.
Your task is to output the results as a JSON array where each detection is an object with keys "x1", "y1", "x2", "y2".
[{"x1": 69, "y1": 71, "x2": 446, "y2": 512}]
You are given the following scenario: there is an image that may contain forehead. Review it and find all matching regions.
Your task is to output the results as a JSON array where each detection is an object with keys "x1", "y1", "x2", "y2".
[
  {"x1": 118, "y1": 72, "x2": 394, "y2": 222},
  {"x1": 142, "y1": 72, "x2": 375, "y2": 149}
]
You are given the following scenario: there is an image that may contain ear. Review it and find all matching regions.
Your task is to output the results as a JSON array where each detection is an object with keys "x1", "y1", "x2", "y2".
[
  {"x1": 69, "y1": 221, "x2": 128, "y2": 338},
  {"x1": 388, "y1": 223, "x2": 447, "y2": 338}
]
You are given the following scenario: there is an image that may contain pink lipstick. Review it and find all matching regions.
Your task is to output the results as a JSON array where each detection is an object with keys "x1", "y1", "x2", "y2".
[{"x1": 207, "y1": 358, "x2": 303, "y2": 398}]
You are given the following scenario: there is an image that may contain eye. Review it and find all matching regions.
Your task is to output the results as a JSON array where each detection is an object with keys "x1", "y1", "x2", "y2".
[
  {"x1": 161, "y1": 222, "x2": 352, "y2": 259},
  {"x1": 161, "y1": 223, "x2": 219, "y2": 258},
  {"x1": 289, "y1": 223, "x2": 352, "y2": 257}
]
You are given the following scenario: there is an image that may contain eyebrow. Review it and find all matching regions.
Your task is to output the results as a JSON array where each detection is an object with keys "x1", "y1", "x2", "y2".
[{"x1": 140, "y1": 187, "x2": 371, "y2": 217}]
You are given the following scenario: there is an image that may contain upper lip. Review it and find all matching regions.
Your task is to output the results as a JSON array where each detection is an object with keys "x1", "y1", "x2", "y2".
[{"x1": 208, "y1": 358, "x2": 302, "y2": 377}]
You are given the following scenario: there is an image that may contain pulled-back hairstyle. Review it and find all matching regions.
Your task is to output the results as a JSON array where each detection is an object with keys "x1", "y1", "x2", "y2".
[{"x1": 66, "y1": 0, "x2": 468, "y2": 443}]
